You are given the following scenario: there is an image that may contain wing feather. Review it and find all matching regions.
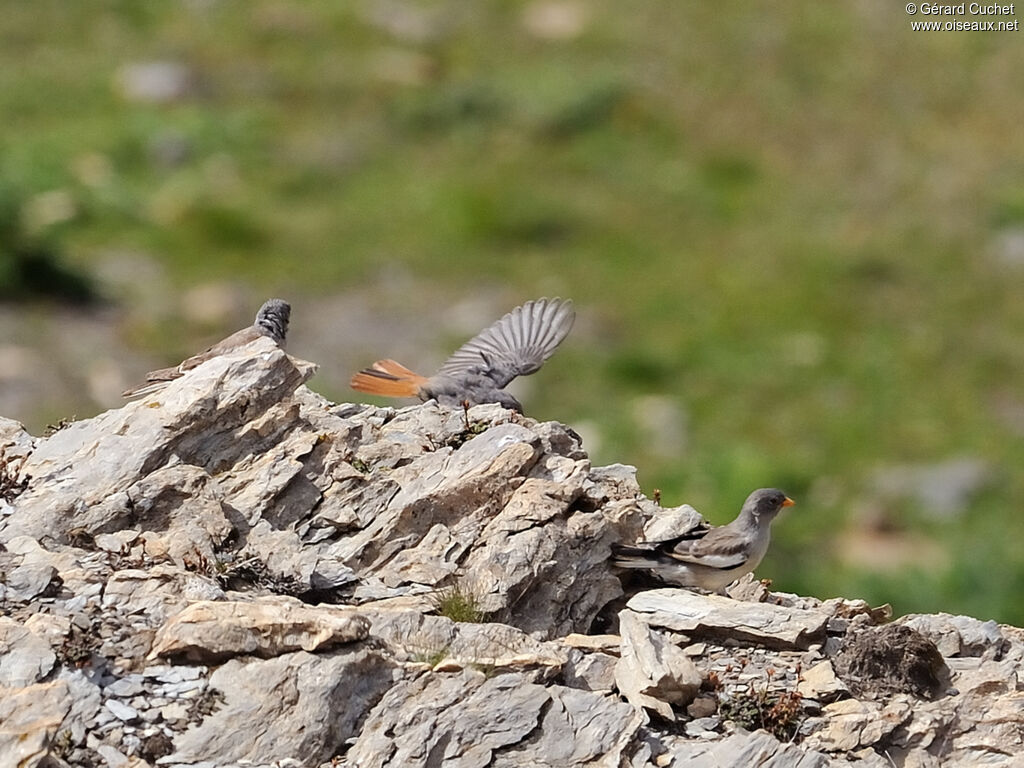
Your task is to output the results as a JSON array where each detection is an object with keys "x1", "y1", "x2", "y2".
[
  {"x1": 666, "y1": 526, "x2": 750, "y2": 570},
  {"x1": 437, "y1": 298, "x2": 575, "y2": 387}
]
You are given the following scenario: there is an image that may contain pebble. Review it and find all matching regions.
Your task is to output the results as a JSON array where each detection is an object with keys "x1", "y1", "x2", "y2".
[
  {"x1": 93, "y1": 709, "x2": 117, "y2": 728},
  {"x1": 104, "y1": 699, "x2": 140, "y2": 722},
  {"x1": 159, "y1": 679, "x2": 206, "y2": 697},
  {"x1": 160, "y1": 702, "x2": 191, "y2": 722},
  {"x1": 684, "y1": 717, "x2": 721, "y2": 738},
  {"x1": 95, "y1": 743, "x2": 129, "y2": 767},
  {"x1": 105, "y1": 676, "x2": 145, "y2": 697}
]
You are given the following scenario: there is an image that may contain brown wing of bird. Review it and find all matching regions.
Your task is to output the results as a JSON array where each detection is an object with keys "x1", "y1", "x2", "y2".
[
  {"x1": 122, "y1": 325, "x2": 265, "y2": 397},
  {"x1": 349, "y1": 358, "x2": 431, "y2": 398}
]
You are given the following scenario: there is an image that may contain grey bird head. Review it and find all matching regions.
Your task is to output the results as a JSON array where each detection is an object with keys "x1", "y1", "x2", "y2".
[
  {"x1": 255, "y1": 298, "x2": 290, "y2": 344},
  {"x1": 742, "y1": 488, "x2": 795, "y2": 523}
]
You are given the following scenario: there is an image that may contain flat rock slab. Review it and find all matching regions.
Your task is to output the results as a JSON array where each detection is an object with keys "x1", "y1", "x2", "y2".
[
  {"x1": 666, "y1": 729, "x2": 837, "y2": 767},
  {"x1": 615, "y1": 610, "x2": 701, "y2": 720},
  {"x1": 626, "y1": 589, "x2": 831, "y2": 649},
  {"x1": 364, "y1": 609, "x2": 567, "y2": 671},
  {"x1": 347, "y1": 669, "x2": 642, "y2": 768},
  {"x1": 0, "y1": 680, "x2": 72, "y2": 768},
  {"x1": 0, "y1": 618, "x2": 56, "y2": 688},
  {"x1": 169, "y1": 648, "x2": 397, "y2": 766},
  {"x1": 149, "y1": 597, "x2": 370, "y2": 663}
]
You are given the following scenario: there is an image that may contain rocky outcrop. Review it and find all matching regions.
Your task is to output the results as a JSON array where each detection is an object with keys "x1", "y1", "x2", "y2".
[{"x1": 1, "y1": 339, "x2": 1023, "y2": 767}]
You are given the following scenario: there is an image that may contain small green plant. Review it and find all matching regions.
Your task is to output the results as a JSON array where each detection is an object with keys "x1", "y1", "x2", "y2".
[
  {"x1": 714, "y1": 669, "x2": 804, "y2": 742},
  {"x1": 214, "y1": 556, "x2": 305, "y2": 596},
  {"x1": 44, "y1": 415, "x2": 76, "y2": 436},
  {"x1": 51, "y1": 729, "x2": 74, "y2": 761},
  {"x1": 412, "y1": 645, "x2": 451, "y2": 667},
  {"x1": 187, "y1": 687, "x2": 225, "y2": 722},
  {"x1": 431, "y1": 583, "x2": 486, "y2": 623},
  {"x1": 0, "y1": 447, "x2": 28, "y2": 502},
  {"x1": 58, "y1": 623, "x2": 99, "y2": 668}
]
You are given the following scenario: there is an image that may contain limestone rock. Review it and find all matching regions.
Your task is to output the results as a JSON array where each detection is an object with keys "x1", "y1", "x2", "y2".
[
  {"x1": 1, "y1": 328, "x2": 1023, "y2": 766},
  {"x1": 899, "y1": 612, "x2": 1012, "y2": 658},
  {"x1": 564, "y1": 649, "x2": 618, "y2": 693},
  {"x1": 170, "y1": 648, "x2": 398, "y2": 765},
  {"x1": 615, "y1": 610, "x2": 702, "y2": 719},
  {"x1": 1, "y1": 338, "x2": 313, "y2": 545},
  {"x1": 797, "y1": 660, "x2": 848, "y2": 701},
  {"x1": 0, "y1": 680, "x2": 72, "y2": 768},
  {"x1": 364, "y1": 609, "x2": 566, "y2": 672},
  {"x1": 0, "y1": 618, "x2": 55, "y2": 687},
  {"x1": 627, "y1": 589, "x2": 831, "y2": 649},
  {"x1": 4, "y1": 561, "x2": 60, "y2": 601},
  {"x1": 149, "y1": 597, "x2": 370, "y2": 663},
  {"x1": 347, "y1": 669, "x2": 642, "y2": 767},
  {"x1": 665, "y1": 729, "x2": 837, "y2": 767}
]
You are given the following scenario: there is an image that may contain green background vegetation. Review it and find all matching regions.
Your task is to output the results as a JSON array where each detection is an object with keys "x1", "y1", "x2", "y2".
[{"x1": 3, "y1": 2, "x2": 1024, "y2": 623}]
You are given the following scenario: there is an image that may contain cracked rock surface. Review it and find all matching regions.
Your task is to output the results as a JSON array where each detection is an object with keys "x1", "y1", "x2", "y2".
[{"x1": 1, "y1": 340, "x2": 1023, "y2": 767}]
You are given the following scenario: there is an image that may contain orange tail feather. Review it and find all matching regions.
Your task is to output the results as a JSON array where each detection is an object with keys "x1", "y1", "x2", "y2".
[{"x1": 349, "y1": 359, "x2": 428, "y2": 398}]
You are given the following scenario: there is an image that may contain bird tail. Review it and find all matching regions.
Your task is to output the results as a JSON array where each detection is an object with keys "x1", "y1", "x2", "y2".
[
  {"x1": 122, "y1": 367, "x2": 182, "y2": 398},
  {"x1": 349, "y1": 359, "x2": 429, "y2": 398},
  {"x1": 609, "y1": 543, "x2": 658, "y2": 569}
]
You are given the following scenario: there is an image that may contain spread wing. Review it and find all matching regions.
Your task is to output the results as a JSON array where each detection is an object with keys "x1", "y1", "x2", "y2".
[{"x1": 437, "y1": 297, "x2": 575, "y2": 388}]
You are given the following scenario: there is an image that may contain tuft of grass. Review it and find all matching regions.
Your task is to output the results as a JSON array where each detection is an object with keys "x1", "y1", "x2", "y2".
[
  {"x1": 0, "y1": 448, "x2": 29, "y2": 503},
  {"x1": 412, "y1": 645, "x2": 451, "y2": 668},
  {"x1": 431, "y1": 583, "x2": 486, "y2": 624},
  {"x1": 710, "y1": 669, "x2": 804, "y2": 742},
  {"x1": 44, "y1": 415, "x2": 76, "y2": 437}
]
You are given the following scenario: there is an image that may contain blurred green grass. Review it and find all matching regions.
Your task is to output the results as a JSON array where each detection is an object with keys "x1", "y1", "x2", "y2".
[{"x1": 3, "y1": 2, "x2": 1024, "y2": 623}]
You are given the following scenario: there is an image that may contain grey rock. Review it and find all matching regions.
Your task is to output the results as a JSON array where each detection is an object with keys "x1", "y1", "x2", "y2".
[
  {"x1": 104, "y1": 676, "x2": 145, "y2": 698},
  {"x1": 1, "y1": 338, "x2": 313, "y2": 545},
  {"x1": 347, "y1": 669, "x2": 642, "y2": 767},
  {"x1": 95, "y1": 743, "x2": 130, "y2": 767},
  {"x1": 364, "y1": 609, "x2": 566, "y2": 671},
  {"x1": 666, "y1": 729, "x2": 837, "y2": 767},
  {"x1": 158, "y1": 701, "x2": 190, "y2": 723},
  {"x1": 169, "y1": 648, "x2": 398, "y2": 765},
  {"x1": 5, "y1": 562, "x2": 60, "y2": 600},
  {"x1": 0, "y1": 618, "x2": 55, "y2": 687},
  {"x1": 683, "y1": 716, "x2": 720, "y2": 738},
  {"x1": 157, "y1": 679, "x2": 206, "y2": 697},
  {"x1": 615, "y1": 610, "x2": 702, "y2": 720},
  {"x1": 104, "y1": 699, "x2": 139, "y2": 722},
  {"x1": 900, "y1": 613, "x2": 1010, "y2": 658},
  {"x1": 0, "y1": 680, "x2": 73, "y2": 768},
  {"x1": 94, "y1": 531, "x2": 139, "y2": 553},
  {"x1": 642, "y1": 503, "x2": 704, "y2": 542},
  {"x1": 100, "y1": 565, "x2": 225, "y2": 625},
  {"x1": 563, "y1": 648, "x2": 618, "y2": 692},
  {"x1": 626, "y1": 589, "x2": 831, "y2": 649},
  {"x1": 149, "y1": 597, "x2": 370, "y2": 663},
  {"x1": 797, "y1": 660, "x2": 849, "y2": 701},
  {"x1": 2, "y1": 322, "x2": 1024, "y2": 768}
]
